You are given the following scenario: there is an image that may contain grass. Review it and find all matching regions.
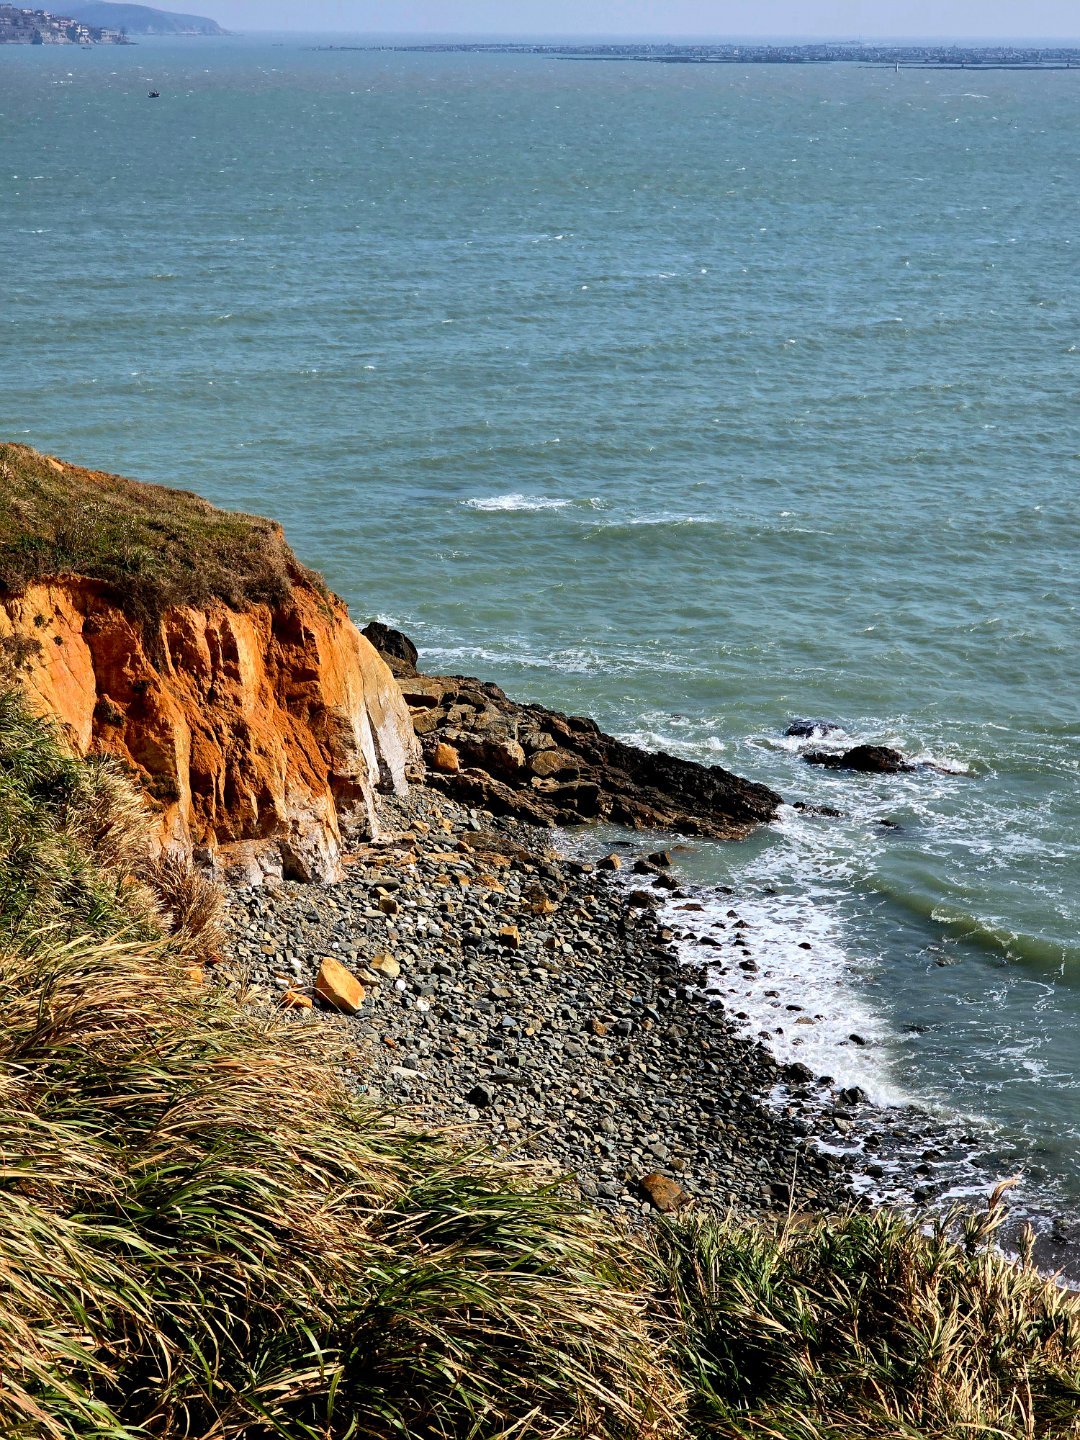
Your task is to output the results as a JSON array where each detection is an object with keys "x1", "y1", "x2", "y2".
[
  {"x1": 0, "y1": 442, "x2": 325, "y2": 633},
  {"x1": 0, "y1": 685, "x2": 1077, "y2": 1440},
  {"x1": 652, "y1": 1202, "x2": 1080, "y2": 1439}
]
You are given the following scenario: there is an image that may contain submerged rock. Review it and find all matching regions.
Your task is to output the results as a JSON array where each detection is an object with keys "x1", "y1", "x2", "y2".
[{"x1": 785, "y1": 719, "x2": 843, "y2": 739}]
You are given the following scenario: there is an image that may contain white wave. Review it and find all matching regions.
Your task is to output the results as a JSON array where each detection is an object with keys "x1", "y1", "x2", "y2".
[
  {"x1": 598, "y1": 510, "x2": 716, "y2": 529},
  {"x1": 909, "y1": 751, "x2": 973, "y2": 775},
  {"x1": 463, "y1": 494, "x2": 574, "y2": 512},
  {"x1": 667, "y1": 880, "x2": 909, "y2": 1106}
]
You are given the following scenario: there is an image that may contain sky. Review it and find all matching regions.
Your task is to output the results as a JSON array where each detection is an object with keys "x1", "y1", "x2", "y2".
[{"x1": 200, "y1": 1, "x2": 1080, "y2": 39}]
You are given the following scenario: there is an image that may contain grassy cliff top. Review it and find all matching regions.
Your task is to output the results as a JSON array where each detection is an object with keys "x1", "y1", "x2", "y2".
[{"x1": 0, "y1": 443, "x2": 324, "y2": 629}]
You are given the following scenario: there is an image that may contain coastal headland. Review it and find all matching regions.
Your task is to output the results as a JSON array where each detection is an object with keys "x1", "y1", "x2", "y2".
[{"x1": 1, "y1": 442, "x2": 1077, "y2": 1437}]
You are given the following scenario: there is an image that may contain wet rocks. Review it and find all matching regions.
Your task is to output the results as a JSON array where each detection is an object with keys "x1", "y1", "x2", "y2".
[
  {"x1": 785, "y1": 719, "x2": 843, "y2": 739},
  {"x1": 362, "y1": 636, "x2": 783, "y2": 839},
  {"x1": 803, "y1": 744, "x2": 913, "y2": 774}
]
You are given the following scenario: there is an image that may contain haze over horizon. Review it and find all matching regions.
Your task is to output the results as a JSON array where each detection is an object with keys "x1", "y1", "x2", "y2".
[{"x1": 157, "y1": 0, "x2": 1080, "y2": 41}]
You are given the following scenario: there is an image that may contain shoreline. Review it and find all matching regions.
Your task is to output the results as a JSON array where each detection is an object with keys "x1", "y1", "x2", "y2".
[
  {"x1": 220, "y1": 765, "x2": 1077, "y2": 1281},
  {"x1": 222, "y1": 773, "x2": 1077, "y2": 1277}
]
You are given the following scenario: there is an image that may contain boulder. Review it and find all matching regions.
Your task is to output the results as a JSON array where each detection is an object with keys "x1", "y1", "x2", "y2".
[
  {"x1": 638, "y1": 1172, "x2": 689, "y2": 1213},
  {"x1": 361, "y1": 620, "x2": 419, "y2": 676},
  {"x1": 314, "y1": 957, "x2": 366, "y2": 1014},
  {"x1": 785, "y1": 719, "x2": 842, "y2": 739},
  {"x1": 431, "y1": 742, "x2": 461, "y2": 774},
  {"x1": 529, "y1": 747, "x2": 579, "y2": 779}
]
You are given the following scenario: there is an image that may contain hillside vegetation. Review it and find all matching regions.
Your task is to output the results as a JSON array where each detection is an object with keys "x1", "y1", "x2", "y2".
[
  {"x1": 67, "y1": 2, "x2": 226, "y2": 35},
  {"x1": 0, "y1": 699, "x2": 1077, "y2": 1438},
  {"x1": 0, "y1": 443, "x2": 322, "y2": 630}
]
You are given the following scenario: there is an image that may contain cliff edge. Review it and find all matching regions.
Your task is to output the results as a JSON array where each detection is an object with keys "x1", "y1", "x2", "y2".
[{"x1": 0, "y1": 444, "x2": 418, "y2": 882}]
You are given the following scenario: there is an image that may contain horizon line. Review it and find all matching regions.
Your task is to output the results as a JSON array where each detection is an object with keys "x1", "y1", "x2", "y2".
[{"x1": 209, "y1": 29, "x2": 1080, "y2": 43}]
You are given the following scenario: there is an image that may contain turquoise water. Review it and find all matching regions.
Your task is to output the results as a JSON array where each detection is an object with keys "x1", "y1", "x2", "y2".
[{"x1": 3, "y1": 38, "x2": 1078, "y2": 1219}]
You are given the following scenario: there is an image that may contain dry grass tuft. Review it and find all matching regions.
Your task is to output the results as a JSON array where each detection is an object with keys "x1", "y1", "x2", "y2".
[
  {"x1": 0, "y1": 687, "x2": 675, "y2": 1439},
  {"x1": 651, "y1": 1197, "x2": 1080, "y2": 1439}
]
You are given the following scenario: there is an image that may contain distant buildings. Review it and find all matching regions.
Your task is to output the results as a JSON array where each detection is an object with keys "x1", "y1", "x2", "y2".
[{"x1": 0, "y1": 4, "x2": 128, "y2": 43}]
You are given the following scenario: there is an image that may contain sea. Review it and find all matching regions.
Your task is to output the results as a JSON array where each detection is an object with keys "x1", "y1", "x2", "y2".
[{"x1": 3, "y1": 35, "x2": 1078, "y2": 1239}]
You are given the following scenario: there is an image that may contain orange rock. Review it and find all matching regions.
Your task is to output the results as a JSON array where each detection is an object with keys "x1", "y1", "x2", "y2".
[
  {"x1": 0, "y1": 573, "x2": 419, "y2": 884},
  {"x1": 597, "y1": 853, "x2": 623, "y2": 871},
  {"x1": 183, "y1": 965, "x2": 206, "y2": 986},
  {"x1": 282, "y1": 990, "x2": 314, "y2": 1010},
  {"x1": 314, "y1": 957, "x2": 366, "y2": 1014},
  {"x1": 528, "y1": 748, "x2": 578, "y2": 779},
  {"x1": 638, "y1": 1173, "x2": 689, "y2": 1213},
  {"x1": 431, "y1": 742, "x2": 461, "y2": 774},
  {"x1": 499, "y1": 924, "x2": 521, "y2": 949}
]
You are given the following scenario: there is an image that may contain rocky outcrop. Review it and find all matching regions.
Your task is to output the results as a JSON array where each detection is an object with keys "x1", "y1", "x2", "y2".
[
  {"x1": 0, "y1": 578, "x2": 419, "y2": 883},
  {"x1": 803, "y1": 744, "x2": 912, "y2": 774},
  {"x1": 363, "y1": 625, "x2": 782, "y2": 839}
]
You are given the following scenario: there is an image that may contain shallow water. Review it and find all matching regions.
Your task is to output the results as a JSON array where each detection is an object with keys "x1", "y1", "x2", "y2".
[{"x1": 3, "y1": 37, "x2": 1078, "y2": 1222}]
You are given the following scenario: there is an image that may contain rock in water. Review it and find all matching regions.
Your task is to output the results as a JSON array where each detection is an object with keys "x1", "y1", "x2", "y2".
[
  {"x1": 361, "y1": 621, "x2": 418, "y2": 676},
  {"x1": 785, "y1": 719, "x2": 842, "y2": 739},
  {"x1": 803, "y1": 744, "x2": 911, "y2": 774}
]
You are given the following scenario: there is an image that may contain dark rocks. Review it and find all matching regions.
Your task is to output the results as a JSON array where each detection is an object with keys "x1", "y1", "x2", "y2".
[
  {"x1": 362, "y1": 636, "x2": 783, "y2": 840},
  {"x1": 838, "y1": 1086, "x2": 869, "y2": 1106},
  {"x1": 361, "y1": 621, "x2": 419, "y2": 676},
  {"x1": 783, "y1": 1062, "x2": 815, "y2": 1084},
  {"x1": 803, "y1": 744, "x2": 913, "y2": 774},
  {"x1": 785, "y1": 719, "x2": 842, "y2": 739}
]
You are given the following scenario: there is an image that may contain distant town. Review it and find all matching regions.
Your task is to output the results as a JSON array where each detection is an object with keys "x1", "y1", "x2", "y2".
[
  {"x1": 367, "y1": 41, "x2": 1080, "y2": 70},
  {"x1": 0, "y1": 4, "x2": 128, "y2": 42}
]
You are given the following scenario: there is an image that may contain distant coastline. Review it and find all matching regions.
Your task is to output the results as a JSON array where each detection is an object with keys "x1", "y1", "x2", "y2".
[{"x1": 354, "y1": 40, "x2": 1080, "y2": 70}]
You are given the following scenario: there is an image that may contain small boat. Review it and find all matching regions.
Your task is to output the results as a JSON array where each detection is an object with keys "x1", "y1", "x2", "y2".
[{"x1": 148, "y1": 90, "x2": 160, "y2": 98}]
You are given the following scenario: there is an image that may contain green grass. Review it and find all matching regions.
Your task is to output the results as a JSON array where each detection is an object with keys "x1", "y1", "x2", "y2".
[
  {"x1": 0, "y1": 442, "x2": 325, "y2": 632},
  {"x1": 0, "y1": 686, "x2": 1077, "y2": 1440}
]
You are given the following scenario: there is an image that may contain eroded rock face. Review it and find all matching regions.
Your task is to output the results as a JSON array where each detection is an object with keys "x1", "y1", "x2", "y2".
[{"x1": 0, "y1": 578, "x2": 419, "y2": 882}]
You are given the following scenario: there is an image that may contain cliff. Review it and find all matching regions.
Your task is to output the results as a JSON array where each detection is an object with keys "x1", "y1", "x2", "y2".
[{"x1": 0, "y1": 445, "x2": 418, "y2": 882}]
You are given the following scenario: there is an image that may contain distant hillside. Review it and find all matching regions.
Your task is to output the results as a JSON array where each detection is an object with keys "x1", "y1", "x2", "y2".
[{"x1": 67, "y1": 2, "x2": 225, "y2": 34}]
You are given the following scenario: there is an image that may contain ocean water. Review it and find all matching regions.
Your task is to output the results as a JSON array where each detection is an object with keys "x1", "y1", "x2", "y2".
[{"x1": 3, "y1": 38, "x2": 1078, "y2": 1224}]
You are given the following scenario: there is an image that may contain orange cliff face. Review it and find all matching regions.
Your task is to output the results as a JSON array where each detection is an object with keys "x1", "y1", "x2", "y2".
[{"x1": 0, "y1": 576, "x2": 421, "y2": 884}]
